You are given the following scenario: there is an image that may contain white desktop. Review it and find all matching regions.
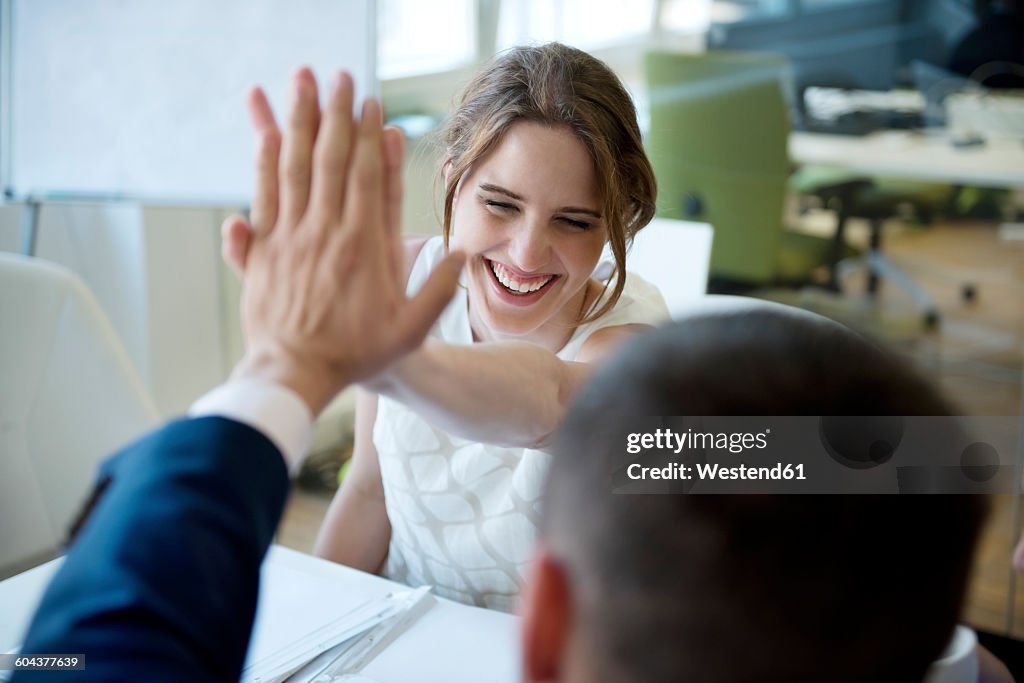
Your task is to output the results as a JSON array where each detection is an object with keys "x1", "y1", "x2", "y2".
[{"x1": 0, "y1": 546, "x2": 519, "y2": 683}]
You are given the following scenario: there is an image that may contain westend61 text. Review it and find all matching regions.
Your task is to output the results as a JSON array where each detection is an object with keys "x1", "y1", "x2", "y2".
[{"x1": 627, "y1": 462, "x2": 806, "y2": 481}]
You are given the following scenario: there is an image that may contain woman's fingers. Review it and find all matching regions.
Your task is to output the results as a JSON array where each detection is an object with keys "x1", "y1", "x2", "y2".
[
  {"x1": 279, "y1": 68, "x2": 321, "y2": 230},
  {"x1": 382, "y1": 126, "x2": 404, "y2": 237},
  {"x1": 309, "y1": 71, "x2": 355, "y2": 221},
  {"x1": 397, "y1": 251, "x2": 465, "y2": 350},
  {"x1": 220, "y1": 215, "x2": 253, "y2": 276},
  {"x1": 247, "y1": 87, "x2": 281, "y2": 236},
  {"x1": 382, "y1": 125, "x2": 405, "y2": 280}
]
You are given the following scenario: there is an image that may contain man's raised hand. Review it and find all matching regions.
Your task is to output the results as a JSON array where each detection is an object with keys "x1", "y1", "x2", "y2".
[{"x1": 232, "y1": 68, "x2": 463, "y2": 415}]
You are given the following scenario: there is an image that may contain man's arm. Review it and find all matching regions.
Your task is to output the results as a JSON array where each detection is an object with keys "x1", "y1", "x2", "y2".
[
  {"x1": 15, "y1": 417, "x2": 290, "y2": 683},
  {"x1": 11, "y1": 68, "x2": 462, "y2": 682}
]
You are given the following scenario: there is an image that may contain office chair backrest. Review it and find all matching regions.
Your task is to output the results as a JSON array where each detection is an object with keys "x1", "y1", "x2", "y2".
[
  {"x1": 645, "y1": 50, "x2": 791, "y2": 283},
  {"x1": 0, "y1": 253, "x2": 159, "y2": 575}
]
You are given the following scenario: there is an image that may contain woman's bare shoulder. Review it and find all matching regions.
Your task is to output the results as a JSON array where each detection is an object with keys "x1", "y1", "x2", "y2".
[
  {"x1": 576, "y1": 323, "x2": 653, "y2": 364},
  {"x1": 402, "y1": 234, "x2": 435, "y2": 283}
]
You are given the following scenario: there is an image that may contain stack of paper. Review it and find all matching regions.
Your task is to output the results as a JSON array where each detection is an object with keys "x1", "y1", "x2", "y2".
[
  {"x1": 292, "y1": 587, "x2": 434, "y2": 683},
  {"x1": 240, "y1": 554, "x2": 433, "y2": 683}
]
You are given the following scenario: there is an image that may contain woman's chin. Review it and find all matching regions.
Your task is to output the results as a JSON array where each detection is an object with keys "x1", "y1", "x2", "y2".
[
  {"x1": 481, "y1": 315, "x2": 540, "y2": 340},
  {"x1": 476, "y1": 301, "x2": 551, "y2": 341}
]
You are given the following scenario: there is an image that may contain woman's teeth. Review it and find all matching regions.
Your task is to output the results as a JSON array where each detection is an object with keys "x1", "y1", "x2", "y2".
[{"x1": 489, "y1": 260, "x2": 553, "y2": 295}]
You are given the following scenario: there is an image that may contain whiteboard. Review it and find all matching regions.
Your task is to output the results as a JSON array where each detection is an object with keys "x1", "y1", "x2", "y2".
[{"x1": 2, "y1": 0, "x2": 376, "y2": 205}]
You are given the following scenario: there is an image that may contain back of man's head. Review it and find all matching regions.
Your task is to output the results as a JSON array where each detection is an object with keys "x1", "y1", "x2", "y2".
[{"x1": 542, "y1": 309, "x2": 987, "y2": 683}]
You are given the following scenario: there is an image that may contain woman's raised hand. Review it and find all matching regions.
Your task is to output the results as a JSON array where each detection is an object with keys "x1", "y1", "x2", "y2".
[{"x1": 231, "y1": 68, "x2": 463, "y2": 415}]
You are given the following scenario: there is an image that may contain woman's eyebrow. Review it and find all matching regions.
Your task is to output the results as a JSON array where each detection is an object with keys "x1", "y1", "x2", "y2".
[
  {"x1": 478, "y1": 183, "x2": 523, "y2": 200},
  {"x1": 559, "y1": 206, "x2": 602, "y2": 218}
]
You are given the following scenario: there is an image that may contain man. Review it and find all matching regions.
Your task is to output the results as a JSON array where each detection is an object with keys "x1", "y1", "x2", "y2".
[
  {"x1": 525, "y1": 311, "x2": 994, "y2": 683},
  {"x1": 12, "y1": 68, "x2": 999, "y2": 682}
]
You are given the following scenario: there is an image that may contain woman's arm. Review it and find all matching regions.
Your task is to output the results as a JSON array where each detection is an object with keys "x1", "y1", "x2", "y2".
[
  {"x1": 313, "y1": 238, "x2": 439, "y2": 571},
  {"x1": 365, "y1": 323, "x2": 649, "y2": 450},
  {"x1": 313, "y1": 389, "x2": 391, "y2": 573}
]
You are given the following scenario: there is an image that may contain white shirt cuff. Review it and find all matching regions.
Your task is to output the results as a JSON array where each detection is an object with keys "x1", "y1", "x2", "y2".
[{"x1": 188, "y1": 378, "x2": 313, "y2": 472}]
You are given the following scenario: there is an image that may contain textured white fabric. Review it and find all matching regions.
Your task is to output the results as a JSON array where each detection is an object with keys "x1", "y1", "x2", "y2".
[
  {"x1": 374, "y1": 237, "x2": 668, "y2": 611},
  {"x1": 189, "y1": 378, "x2": 313, "y2": 472}
]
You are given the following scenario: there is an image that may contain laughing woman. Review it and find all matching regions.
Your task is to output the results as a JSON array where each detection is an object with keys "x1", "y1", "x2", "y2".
[
  {"x1": 231, "y1": 43, "x2": 668, "y2": 611},
  {"x1": 320, "y1": 44, "x2": 667, "y2": 611}
]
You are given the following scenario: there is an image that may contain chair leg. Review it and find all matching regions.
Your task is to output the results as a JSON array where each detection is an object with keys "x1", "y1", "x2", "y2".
[
  {"x1": 867, "y1": 218, "x2": 882, "y2": 297},
  {"x1": 848, "y1": 216, "x2": 941, "y2": 330},
  {"x1": 865, "y1": 253, "x2": 941, "y2": 328},
  {"x1": 827, "y1": 206, "x2": 849, "y2": 292}
]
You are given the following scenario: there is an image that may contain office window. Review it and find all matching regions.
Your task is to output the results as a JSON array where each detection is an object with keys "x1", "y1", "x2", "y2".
[
  {"x1": 660, "y1": 0, "x2": 714, "y2": 33},
  {"x1": 710, "y1": 0, "x2": 791, "y2": 23},
  {"x1": 497, "y1": 0, "x2": 656, "y2": 51},
  {"x1": 379, "y1": 0, "x2": 476, "y2": 79},
  {"x1": 561, "y1": 0, "x2": 654, "y2": 47}
]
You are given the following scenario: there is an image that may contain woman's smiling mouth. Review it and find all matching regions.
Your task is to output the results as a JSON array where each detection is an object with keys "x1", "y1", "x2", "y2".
[{"x1": 485, "y1": 259, "x2": 559, "y2": 300}]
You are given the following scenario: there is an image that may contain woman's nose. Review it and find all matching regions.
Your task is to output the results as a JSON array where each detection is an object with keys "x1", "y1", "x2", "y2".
[{"x1": 507, "y1": 221, "x2": 551, "y2": 273}]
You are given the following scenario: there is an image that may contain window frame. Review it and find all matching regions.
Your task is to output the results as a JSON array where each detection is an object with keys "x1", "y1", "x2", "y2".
[{"x1": 379, "y1": 0, "x2": 706, "y2": 113}]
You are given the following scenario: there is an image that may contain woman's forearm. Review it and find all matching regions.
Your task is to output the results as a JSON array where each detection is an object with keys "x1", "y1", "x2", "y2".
[
  {"x1": 314, "y1": 390, "x2": 391, "y2": 573},
  {"x1": 367, "y1": 340, "x2": 592, "y2": 449},
  {"x1": 314, "y1": 479, "x2": 391, "y2": 573}
]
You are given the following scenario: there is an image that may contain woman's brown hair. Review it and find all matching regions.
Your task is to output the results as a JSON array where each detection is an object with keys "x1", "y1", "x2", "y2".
[{"x1": 439, "y1": 42, "x2": 657, "y2": 324}]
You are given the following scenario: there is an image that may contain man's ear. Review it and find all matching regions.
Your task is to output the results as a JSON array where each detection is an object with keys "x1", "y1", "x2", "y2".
[{"x1": 521, "y1": 546, "x2": 574, "y2": 683}]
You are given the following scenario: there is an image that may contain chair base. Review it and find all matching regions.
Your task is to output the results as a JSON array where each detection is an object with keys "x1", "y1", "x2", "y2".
[{"x1": 836, "y1": 251, "x2": 941, "y2": 329}]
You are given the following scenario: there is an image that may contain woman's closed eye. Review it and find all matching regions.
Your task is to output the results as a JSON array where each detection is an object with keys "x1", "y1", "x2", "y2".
[
  {"x1": 482, "y1": 197, "x2": 592, "y2": 230},
  {"x1": 484, "y1": 199, "x2": 518, "y2": 213},
  {"x1": 558, "y1": 216, "x2": 591, "y2": 230}
]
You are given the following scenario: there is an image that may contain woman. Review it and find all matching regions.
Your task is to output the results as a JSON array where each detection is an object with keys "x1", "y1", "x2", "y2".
[{"x1": 228, "y1": 43, "x2": 667, "y2": 611}]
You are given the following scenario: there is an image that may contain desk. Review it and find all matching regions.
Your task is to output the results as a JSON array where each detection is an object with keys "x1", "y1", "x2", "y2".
[
  {"x1": 0, "y1": 546, "x2": 520, "y2": 683},
  {"x1": 789, "y1": 130, "x2": 1024, "y2": 188}
]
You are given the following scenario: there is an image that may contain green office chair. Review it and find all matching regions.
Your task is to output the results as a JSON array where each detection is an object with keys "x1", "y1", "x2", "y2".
[{"x1": 645, "y1": 50, "x2": 845, "y2": 291}]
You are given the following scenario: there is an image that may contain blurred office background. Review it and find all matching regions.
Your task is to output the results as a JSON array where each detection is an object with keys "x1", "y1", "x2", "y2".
[{"x1": 1, "y1": 0, "x2": 1022, "y2": 639}]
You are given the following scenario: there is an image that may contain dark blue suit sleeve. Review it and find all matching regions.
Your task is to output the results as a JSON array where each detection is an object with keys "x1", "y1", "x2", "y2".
[{"x1": 12, "y1": 416, "x2": 290, "y2": 682}]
